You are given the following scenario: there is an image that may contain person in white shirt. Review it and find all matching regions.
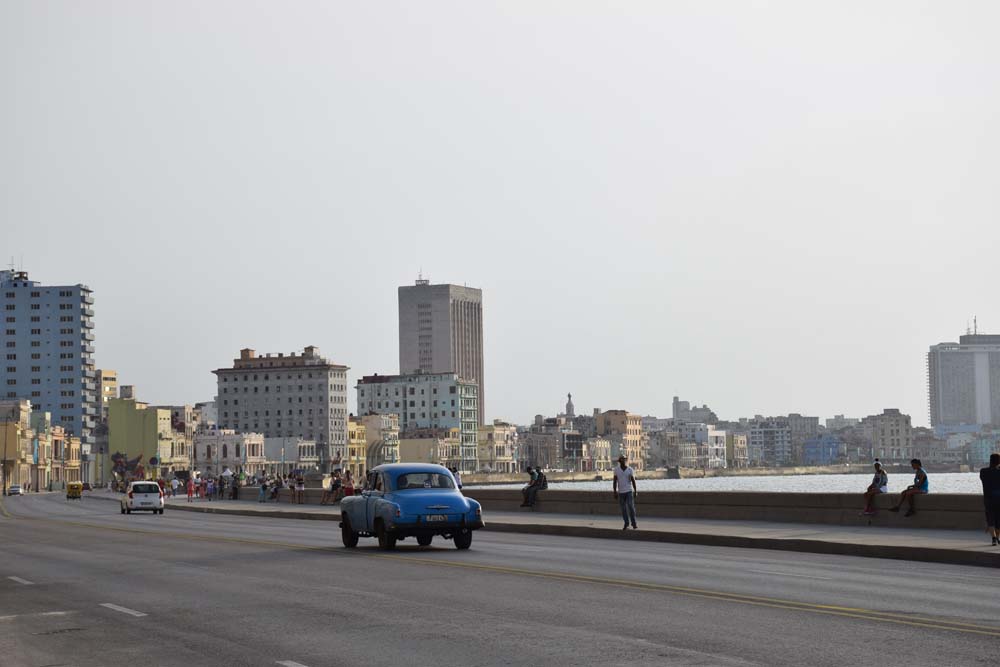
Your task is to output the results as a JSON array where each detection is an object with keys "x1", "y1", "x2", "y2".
[
  {"x1": 170, "y1": 478, "x2": 179, "y2": 498},
  {"x1": 612, "y1": 455, "x2": 638, "y2": 530}
]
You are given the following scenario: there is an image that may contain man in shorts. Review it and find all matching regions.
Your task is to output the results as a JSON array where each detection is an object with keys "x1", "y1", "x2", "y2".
[
  {"x1": 889, "y1": 459, "x2": 928, "y2": 517},
  {"x1": 860, "y1": 460, "x2": 888, "y2": 515}
]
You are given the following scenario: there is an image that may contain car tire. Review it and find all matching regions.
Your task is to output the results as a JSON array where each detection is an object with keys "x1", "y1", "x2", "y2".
[
  {"x1": 454, "y1": 528, "x2": 472, "y2": 550},
  {"x1": 417, "y1": 535, "x2": 433, "y2": 547},
  {"x1": 376, "y1": 521, "x2": 397, "y2": 551},
  {"x1": 341, "y1": 514, "x2": 359, "y2": 548}
]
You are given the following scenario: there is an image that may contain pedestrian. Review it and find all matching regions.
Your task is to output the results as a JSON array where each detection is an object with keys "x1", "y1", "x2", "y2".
[
  {"x1": 295, "y1": 475, "x2": 305, "y2": 504},
  {"x1": 321, "y1": 470, "x2": 342, "y2": 505},
  {"x1": 218, "y1": 477, "x2": 226, "y2": 500},
  {"x1": 613, "y1": 455, "x2": 638, "y2": 530},
  {"x1": 258, "y1": 478, "x2": 267, "y2": 503},
  {"x1": 889, "y1": 458, "x2": 928, "y2": 517},
  {"x1": 170, "y1": 478, "x2": 179, "y2": 498},
  {"x1": 451, "y1": 467, "x2": 463, "y2": 490},
  {"x1": 980, "y1": 453, "x2": 1000, "y2": 546},
  {"x1": 343, "y1": 470, "x2": 355, "y2": 498},
  {"x1": 520, "y1": 466, "x2": 540, "y2": 507},
  {"x1": 271, "y1": 476, "x2": 282, "y2": 502},
  {"x1": 860, "y1": 461, "x2": 889, "y2": 516},
  {"x1": 232, "y1": 478, "x2": 240, "y2": 501},
  {"x1": 186, "y1": 477, "x2": 194, "y2": 503},
  {"x1": 200, "y1": 477, "x2": 207, "y2": 499}
]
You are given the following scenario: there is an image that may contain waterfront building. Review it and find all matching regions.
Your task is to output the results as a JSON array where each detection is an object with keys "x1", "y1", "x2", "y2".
[
  {"x1": 96, "y1": 369, "x2": 117, "y2": 420},
  {"x1": 0, "y1": 399, "x2": 31, "y2": 492},
  {"x1": 747, "y1": 416, "x2": 793, "y2": 466},
  {"x1": 398, "y1": 278, "x2": 485, "y2": 425},
  {"x1": 672, "y1": 396, "x2": 717, "y2": 424},
  {"x1": 825, "y1": 414, "x2": 859, "y2": 431},
  {"x1": 802, "y1": 434, "x2": 843, "y2": 466},
  {"x1": 106, "y1": 397, "x2": 171, "y2": 481},
  {"x1": 477, "y1": 420, "x2": 518, "y2": 474},
  {"x1": 346, "y1": 418, "x2": 367, "y2": 479},
  {"x1": 0, "y1": 270, "x2": 97, "y2": 448},
  {"x1": 214, "y1": 347, "x2": 349, "y2": 473},
  {"x1": 787, "y1": 414, "x2": 820, "y2": 463},
  {"x1": 641, "y1": 415, "x2": 673, "y2": 433},
  {"x1": 928, "y1": 333, "x2": 1000, "y2": 429},
  {"x1": 596, "y1": 410, "x2": 645, "y2": 470},
  {"x1": 361, "y1": 413, "x2": 400, "y2": 468},
  {"x1": 398, "y1": 427, "x2": 460, "y2": 468},
  {"x1": 861, "y1": 409, "x2": 913, "y2": 463},
  {"x1": 725, "y1": 432, "x2": 749, "y2": 468},
  {"x1": 648, "y1": 430, "x2": 680, "y2": 468},
  {"x1": 192, "y1": 429, "x2": 265, "y2": 477},
  {"x1": 356, "y1": 371, "x2": 478, "y2": 472},
  {"x1": 262, "y1": 437, "x2": 301, "y2": 477},
  {"x1": 584, "y1": 437, "x2": 613, "y2": 471}
]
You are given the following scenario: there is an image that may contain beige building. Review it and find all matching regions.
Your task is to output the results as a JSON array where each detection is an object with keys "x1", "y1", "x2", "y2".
[
  {"x1": 726, "y1": 433, "x2": 750, "y2": 468},
  {"x1": 96, "y1": 369, "x2": 118, "y2": 420},
  {"x1": 346, "y1": 418, "x2": 368, "y2": 479},
  {"x1": 361, "y1": 413, "x2": 400, "y2": 468},
  {"x1": 477, "y1": 420, "x2": 518, "y2": 473},
  {"x1": 583, "y1": 436, "x2": 612, "y2": 471},
  {"x1": 596, "y1": 410, "x2": 645, "y2": 470},
  {"x1": 399, "y1": 427, "x2": 460, "y2": 468},
  {"x1": 861, "y1": 408, "x2": 914, "y2": 463}
]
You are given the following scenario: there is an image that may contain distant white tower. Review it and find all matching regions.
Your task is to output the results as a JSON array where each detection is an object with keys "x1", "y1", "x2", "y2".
[{"x1": 565, "y1": 393, "x2": 575, "y2": 418}]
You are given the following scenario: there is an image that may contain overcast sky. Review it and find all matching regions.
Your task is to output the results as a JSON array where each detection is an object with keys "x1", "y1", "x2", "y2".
[{"x1": 3, "y1": 2, "x2": 997, "y2": 427}]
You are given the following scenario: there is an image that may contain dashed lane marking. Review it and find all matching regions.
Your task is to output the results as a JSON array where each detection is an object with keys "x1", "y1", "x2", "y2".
[
  {"x1": 0, "y1": 611, "x2": 71, "y2": 621},
  {"x1": 7, "y1": 576, "x2": 34, "y2": 585},
  {"x1": 99, "y1": 603, "x2": 147, "y2": 617},
  {"x1": 15, "y1": 513, "x2": 1000, "y2": 639},
  {"x1": 276, "y1": 661, "x2": 310, "y2": 667}
]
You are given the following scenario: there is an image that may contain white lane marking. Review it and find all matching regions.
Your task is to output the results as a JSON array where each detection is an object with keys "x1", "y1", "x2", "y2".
[
  {"x1": 276, "y1": 661, "x2": 310, "y2": 667},
  {"x1": 100, "y1": 603, "x2": 147, "y2": 617},
  {"x1": 7, "y1": 576, "x2": 34, "y2": 585},
  {"x1": 0, "y1": 611, "x2": 70, "y2": 621},
  {"x1": 747, "y1": 569, "x2": 833, "y2": 581}
]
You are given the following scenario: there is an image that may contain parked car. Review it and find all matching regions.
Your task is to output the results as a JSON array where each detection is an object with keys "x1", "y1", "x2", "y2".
[
  {"x1": 120, "y1": 481, "x2": 165, "y2": 515},
  {"x1": 340, "y1": 463, "x2": 484, "y2": 550},
  {"x1": 6, "y1": 484, "x2": 22, "y2": 496}
]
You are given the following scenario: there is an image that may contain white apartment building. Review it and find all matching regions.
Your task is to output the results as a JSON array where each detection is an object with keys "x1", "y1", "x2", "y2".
[
  {"x1": 928, "y1": 333, "x2": 1000, "y2": 428},
  {"x1": 214, "y1": 347, "x2": 349, "y2": 472},
  {"x1": 357, "y1": 371, "x2": 479, "y2": 472}
]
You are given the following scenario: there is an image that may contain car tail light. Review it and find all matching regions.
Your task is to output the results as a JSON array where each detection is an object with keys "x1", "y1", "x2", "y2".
[
  {"x1": 476, "y1": 507, "x2": 481, "y2": 518},
  {"x1": 395, "y1": 507, "x2": 401, "y2": 518}
]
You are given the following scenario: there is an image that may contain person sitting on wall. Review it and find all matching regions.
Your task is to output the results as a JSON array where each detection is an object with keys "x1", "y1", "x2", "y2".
[
  {"x1": 860, "y1": 460, "x2": 888, "y2": 516},
  {"x1": 889, "y1": 458, "x2": 928, "y2": 517}
]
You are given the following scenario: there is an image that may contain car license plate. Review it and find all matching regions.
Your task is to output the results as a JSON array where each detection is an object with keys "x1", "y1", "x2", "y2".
[
  {"x1": 140, "y1": 502, "x2": 152, "y2": 506},
  {"x1": 426, "y1": 514, "x2": 447, "y2": 522}
]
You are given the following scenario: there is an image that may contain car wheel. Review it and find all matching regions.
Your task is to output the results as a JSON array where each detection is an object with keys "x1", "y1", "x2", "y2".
[
  {"x1": 376, "y1": 521, "x2": 397, "y2": 551},
  {"x1": 341, "y1": 514, "x2": 359, "y2": 548},
  {"x1": 454, "y1": 528, "x2": 472, "y2": 550},
  {"x1": 417, "y1": 535, "x2": 433, "y2": 547}
]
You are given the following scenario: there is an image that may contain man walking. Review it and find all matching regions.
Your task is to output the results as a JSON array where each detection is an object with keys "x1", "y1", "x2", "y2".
[{"x1": 613, "y1": 455, "x2": 637, "y2": 530}]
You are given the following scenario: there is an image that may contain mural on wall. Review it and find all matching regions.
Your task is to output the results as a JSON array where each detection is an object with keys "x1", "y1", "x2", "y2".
[{"x1": 110, "y1": 452, "x2": 146, "y2": 481}]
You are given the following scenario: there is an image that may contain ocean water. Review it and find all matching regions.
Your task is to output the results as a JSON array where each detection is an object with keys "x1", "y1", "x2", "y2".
[{"x1": 469, "y1": 472, "x2": 984, "y2": 494}]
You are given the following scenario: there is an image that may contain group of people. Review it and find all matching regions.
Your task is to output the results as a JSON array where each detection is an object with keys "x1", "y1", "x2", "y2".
[
  {"x1": 177, "y1": 475, "x2": 242, "y2": 502},
  {"x1": 319, "y1": 469, "x2": 358, "y2": 505}
]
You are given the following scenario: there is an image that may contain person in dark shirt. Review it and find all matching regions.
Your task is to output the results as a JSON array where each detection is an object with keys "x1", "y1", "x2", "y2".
[{"x1": 979, "y1": 453, "x2": 1000, "y2": 546}]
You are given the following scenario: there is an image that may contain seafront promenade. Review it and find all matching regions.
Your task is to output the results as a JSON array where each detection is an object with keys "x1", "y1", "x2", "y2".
[{"x1": 83, "y1": 489, "x2": 1000, "y2": 568}]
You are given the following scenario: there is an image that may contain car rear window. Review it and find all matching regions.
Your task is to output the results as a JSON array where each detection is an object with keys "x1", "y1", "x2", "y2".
[
  {"x1": 394, "y1": 473, "x2": 455, "y2": 491},
  {"x1": 132, "y1": 484, "x2": 160, "y2": 494}
]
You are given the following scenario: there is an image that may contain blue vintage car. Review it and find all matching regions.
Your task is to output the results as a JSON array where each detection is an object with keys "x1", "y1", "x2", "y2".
[{"x1": 339, "y1": 463, "x2": 484, "y2": 550}]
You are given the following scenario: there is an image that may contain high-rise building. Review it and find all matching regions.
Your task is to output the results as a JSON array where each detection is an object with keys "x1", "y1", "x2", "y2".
[
  {"x1": 95, "y1": 369, "x2": 118, "y2": 420},
  {"x1": 0, "y1": 270, "x2": 97, "y2": 447},
  {"x1": 398, "y1": 278, "x2": 484, "y2": 425},
  {"x1": 213, "y1": 347, "x2": 349, "y2": 472},
  {"x1": 928, "y1": 333, "x2": 1000, "y2": 429}
]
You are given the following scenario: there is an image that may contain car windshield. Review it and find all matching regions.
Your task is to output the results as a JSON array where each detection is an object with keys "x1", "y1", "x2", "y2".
[
  {"x1": 393, "y1": 473, "x2": 455, "y2": 491},
  {"x1": 132, "y1": 484, "x2": 160, "y2": 494}
]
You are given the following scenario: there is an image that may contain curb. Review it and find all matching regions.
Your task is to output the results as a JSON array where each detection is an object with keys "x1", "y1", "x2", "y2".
[{"x1": 147, "y1": 500, "x2": 1000, "y2": 569}]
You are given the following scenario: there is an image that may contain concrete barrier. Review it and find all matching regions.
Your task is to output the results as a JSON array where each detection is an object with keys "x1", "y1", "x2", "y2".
[{"x1": 466, "y1": 489, "x2": 988, "y2": 530}]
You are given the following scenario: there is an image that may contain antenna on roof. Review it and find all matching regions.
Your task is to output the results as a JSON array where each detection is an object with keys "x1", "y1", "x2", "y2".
[
  {"x1": 974, "y1": 315, "x2": 978, "y2": 335},
  {"x1": 967, "y1": 319, "x2": 972, "y2": 336}
]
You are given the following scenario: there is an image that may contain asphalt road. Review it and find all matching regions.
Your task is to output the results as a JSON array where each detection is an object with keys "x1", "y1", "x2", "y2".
[{"x1": 1, "y1": 492, "x2": 999, "y2": 667}]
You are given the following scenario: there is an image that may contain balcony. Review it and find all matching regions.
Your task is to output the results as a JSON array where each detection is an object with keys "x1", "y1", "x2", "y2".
[
  {"x1": 82, "y1": 307, "x2": 94, "y2": 317},
  {"x1": 82, "y1": 369, "x2": 96, "y2": 379},
  {"x1": 82, "y1": 294, "x2": 94, "y2": 305},
  {"x1": 81, "y1": 317, "x2": 94, "y2": 330},
  {"x1": 83, "y1": 332, "x2": 95, "y2": 342},
  {"x1": 81, "y1": 344, "x2": 94, "y2": 354},
  {"x1": 83, "y1": 381, "x2": 97, "y2": 392}
]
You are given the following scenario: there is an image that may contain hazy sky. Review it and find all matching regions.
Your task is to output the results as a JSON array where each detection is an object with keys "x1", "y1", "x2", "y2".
[{"x1": 3, "y1": 2, "x2": 998, "y2": 427}]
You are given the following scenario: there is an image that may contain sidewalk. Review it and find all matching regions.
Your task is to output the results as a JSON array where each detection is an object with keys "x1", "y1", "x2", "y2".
[{"x1": 84, "y1": 492, "x2": 1000, "y2": 568}]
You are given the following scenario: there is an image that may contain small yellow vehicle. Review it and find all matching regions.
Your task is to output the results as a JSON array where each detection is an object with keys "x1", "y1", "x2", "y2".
[{"x1": 66, "y1": 481, "x2": 83, "y2": 500}]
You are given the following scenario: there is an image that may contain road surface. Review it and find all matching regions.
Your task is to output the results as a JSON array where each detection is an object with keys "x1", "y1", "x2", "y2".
[{"x1": 1, "y1": 492, "x2": 998, "y2": 666}]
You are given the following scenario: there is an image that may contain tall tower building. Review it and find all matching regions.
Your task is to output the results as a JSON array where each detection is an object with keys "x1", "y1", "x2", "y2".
[
  {"x1": 0, "y1": 270, "x2": 97, "y2": 446},
  {"x1": 928, "y1": 333, "x2": 1000, "y2": 429},
  {"x1": 398, "y1": 278, "x2": 484, "y2": 425}
]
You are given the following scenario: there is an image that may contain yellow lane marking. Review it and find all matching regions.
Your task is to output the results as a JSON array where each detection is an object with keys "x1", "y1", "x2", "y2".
[{"x1": 13, "y1": 511, "x2": 1000, "y2": 638}]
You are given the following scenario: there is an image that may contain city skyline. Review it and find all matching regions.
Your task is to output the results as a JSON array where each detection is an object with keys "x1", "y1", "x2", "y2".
[{"x1": 4, "y1": 3, "x2": 999, "y2": 427}]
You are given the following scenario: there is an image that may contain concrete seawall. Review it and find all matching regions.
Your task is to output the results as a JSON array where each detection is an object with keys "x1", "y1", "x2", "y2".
[{"x1": 468, "y1": 489, "x2": 987, "y2": 531}]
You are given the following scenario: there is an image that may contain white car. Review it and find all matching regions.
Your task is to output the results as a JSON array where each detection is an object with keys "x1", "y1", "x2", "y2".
[
  {"x1": 7, "y1": 484, "x2": 22, "y2": 496},
  {"x1": 120, "y1": 481, "x2": 165, "y2": 515}
]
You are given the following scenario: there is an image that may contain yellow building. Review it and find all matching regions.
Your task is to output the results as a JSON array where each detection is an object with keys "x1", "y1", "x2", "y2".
[
  {"x1": 345, "y1": 418, "x2": 367, "y2": 480},
  {"x1": 106, "y1": 398, "x2": 171, "y2": 482},
  {"x1": 477, "y1": 420, "x2": 518, "y2": 474},
  {"x1": 596, "y1": 410, "x2": 645, "y2": 470},
  {"x1": 399, "y1": 427, "x2": 460, "y2": 467}
]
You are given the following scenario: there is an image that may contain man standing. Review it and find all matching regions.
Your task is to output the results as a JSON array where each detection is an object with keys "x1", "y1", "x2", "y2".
[{"x1": 613, "y1": 455, "x2": 637, "y2": 530}]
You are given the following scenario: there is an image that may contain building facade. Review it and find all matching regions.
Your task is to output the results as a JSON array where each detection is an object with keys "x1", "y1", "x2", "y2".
[
  {"x1": 0, "y1": 270, "x2": 97, "y2": 448},
  {"x1": 356, "y1": 371, "x2": 479, "y2": 472},
  {"x1": 477, "y1": 420, "x2": 518, "y2": 473},
  {"x1": 596, "y1": 410, "x2": 645, "y2": 470},
  {"x1": 361, "y1": 413, "x2": 400, "y2": 468},
  {"x1": 928, "y1": 333, "x2": 1000, "y2": 429},
  {"x1": 214, "y1": 347, "x2": 349, "y2": 473},
  {"x1": 747, "y1": 416, "x2": 793, "y2": 466},
  {"x1": 192, "y1": 429, "x2": 265, "y2": 477},
  {"x1": 398, "y1": 279, "x2": 485, "y2": 425},
  {"x1": 861, "y1": 408, "x2": 913, "y2": 463}
]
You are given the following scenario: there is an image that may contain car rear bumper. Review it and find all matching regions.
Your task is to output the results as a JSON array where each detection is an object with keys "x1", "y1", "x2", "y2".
[{"x1": 389, "y1": 518, "x2": 485, "y2": 536}]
